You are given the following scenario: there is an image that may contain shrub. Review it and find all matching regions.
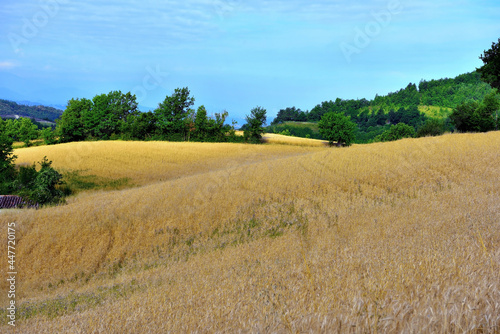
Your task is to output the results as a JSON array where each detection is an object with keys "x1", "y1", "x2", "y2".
[{"x1": 376, "y1": 123, "x2": 416, "y2": 142}]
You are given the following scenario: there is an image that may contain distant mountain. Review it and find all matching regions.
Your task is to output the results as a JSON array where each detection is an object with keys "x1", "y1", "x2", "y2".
[
  {"x1": 0, "y1": 72, "x2": 83, "y2": 108},
  {"x1": 15, "y1": 100, "x2": 67, "y2": 111},
  {"x1": 0, "y1": 99, "x2": 63, "y2": 122}
]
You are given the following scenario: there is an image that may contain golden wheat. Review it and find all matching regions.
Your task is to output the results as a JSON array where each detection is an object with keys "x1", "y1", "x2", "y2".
[
  {"x1": 262, "y1": 133, "x2": 328, "y2": 147},
  {"x1": 0, "y1": 132, "x2": 499, "y2": 333},
  {"x1": 12, "y1": 140, "x2": 321, "y2": 186}
]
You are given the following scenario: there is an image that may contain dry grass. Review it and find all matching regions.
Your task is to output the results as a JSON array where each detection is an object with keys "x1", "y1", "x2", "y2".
[
  {"x1": 1, "y1": 132, "x2": 499, "y2": 333},
  {"x1": 12, "y1": 140, "x2": 320, "y2": 187},
  {"x1": 262, "y1": 133, "x2": 328, "y2": 147}
]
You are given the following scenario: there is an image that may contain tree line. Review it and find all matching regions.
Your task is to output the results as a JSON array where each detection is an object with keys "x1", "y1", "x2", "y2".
[
  {"x1": 56, "y1": 87, "x2": 268, "y2": 144},
  {"x1": 0, "y1": 88, "x2": 269, "y2": 147}
]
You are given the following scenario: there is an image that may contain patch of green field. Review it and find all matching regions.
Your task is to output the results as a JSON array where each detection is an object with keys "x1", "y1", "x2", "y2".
[{"x1": 418, "y1": 105, "x2": 453, "y2": 118}]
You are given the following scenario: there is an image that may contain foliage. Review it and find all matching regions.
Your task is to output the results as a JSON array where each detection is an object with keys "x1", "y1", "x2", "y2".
[
  {"x1": 375, "y1": 123, "x2": 416, "y2": 142},
  {"x1": 40, "y1": 127, "x2": 57, "y2": 145},
  {"x1": 86, "y1": 91, "x2": 137, "y2": 140},
  {"x1": 121, "y1": 111, "x2": 158, "y2": 140},
  {"x1": 244, "y1": 106, "x2": 267, "y2": 143},
  {"x1": 193, "y1": 105, "x2": 209, "y2": 141},
  {"x1": 0, "y1": 125, "x2": 65, "y2": 204},
  {"x1": 0, "y1": 126, "x2": 17, "y2": 193},
  {"x1": 271, "y1": 107, "x2": 307, "y2": 125},
  {"x1": 450, "y1": 91, "x2": 499, "y2": 132},
  {"x1": 418, "y1": 72, "x2": 492, "y2": 108},
  {"x1": 416, "y1": 118, "x2": 447, "y2": 137},
  {"x1": 13, "y1": 157, "x2": 65, "y2": 205},
  {"x1": 318, "y1": 112, "x2": 356, "y2": 146},
  {"x1": 154, "y1": 87, "x2": 195, "y2": 141},
  {"x1": 1, "y1": 117, "x2": 41, "y2": 146},
  {"x1": 17, "y1": 117, "x2": 39, "y2": 146},
  {"x1": 57, "y1": 98, "x2": 92, "y2": 143},
  {"x1": 266, "y1": 122, "x2": 322, "y2": 140},
  {"x1": 266, "y1": 71, "x2": 492, "y2": 143},
  {"x1": 477, "y1": 38, "x2": 500, "y2": 90}
]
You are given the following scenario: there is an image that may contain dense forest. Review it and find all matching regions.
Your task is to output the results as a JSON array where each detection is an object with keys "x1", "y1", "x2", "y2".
[{"x1": 267, "y1": 71, "x2": 494, "y2": 143}]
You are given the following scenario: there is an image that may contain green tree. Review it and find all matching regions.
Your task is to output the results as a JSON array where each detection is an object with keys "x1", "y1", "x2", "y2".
[
  {"x1": 450, "y1": 92, "x2": 499, "y2": 132},
  {"x1": 477, "y1": 38, "x2": 500, "y2": 89},
  {"x1": 207, "y1": 111, "x2": 230, "y2": 142},
  {"x1": 86, "y1": 91, "x2": 138, "y2": 139},
  {"x1": 31, "y1": 157, "x2": 65, "y2": 205},
  {"x1": 375, "y1": 123, "x2": 416, "y2": 142},
  {"x1": 450, "y1": 101, "x2": 478, "y2": 132},
  {"x1": 477, "y1": 90, "x2": 500, "y2": 130},
  {"x1": 0, "y1": 126, "x2": 17, "y2": 193},
  {"x1": 14, "y1": 157, "x2": 64, "y2": 205},
  {"x1": 41, "y1": 127, "x2": 58, "y2": 145},
  {"x1": 17, "y1": 117, "x2": 39, "y2": 146},
  {"x1": 194, "y1": 105, "x2": 209, "y2": 141},
  {"x1": 4, "y1": 119, "x2": 22, "y2": 142},
  {"x1": 244, "y1": 106, "x2": 267, "y2": 143},
  {"x1": 416, "y1": 118, "x2": 446, "y2": 137},
  {"x1": 57, "y1": 98, "x2": 92, "y2": 142},
  {"x1": 318, "y1": 112, "x2": 356, "y2": 147},
  {"x1": 121, "y1": 111, "x2": 158, "y2": 140},
  {"x1": 154, "y1": 87, "x2": 195, "y2": 141}
]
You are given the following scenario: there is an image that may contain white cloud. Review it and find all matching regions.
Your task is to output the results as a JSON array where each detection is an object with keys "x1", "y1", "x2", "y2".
[{"x1": 0, "y1": 61, "x2": 18, "y2": 70}]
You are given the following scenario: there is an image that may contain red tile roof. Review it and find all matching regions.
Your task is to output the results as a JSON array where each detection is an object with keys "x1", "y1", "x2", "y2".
[{"x1": 0, "y1": 195, "x2": 39, "y2": 209}]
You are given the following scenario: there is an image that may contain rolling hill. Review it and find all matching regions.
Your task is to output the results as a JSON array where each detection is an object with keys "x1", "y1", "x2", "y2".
[
  {"x1": 1, "y1": 132, "x2": 499, "y2": 332},
  {"x1": 0, "y1": 99, "x2": 63, "y2": 122}
]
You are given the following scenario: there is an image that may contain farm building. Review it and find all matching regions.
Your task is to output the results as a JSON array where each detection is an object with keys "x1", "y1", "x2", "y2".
[{"x1": 0, "y1": 195, "x2": 38, "y2": 209}]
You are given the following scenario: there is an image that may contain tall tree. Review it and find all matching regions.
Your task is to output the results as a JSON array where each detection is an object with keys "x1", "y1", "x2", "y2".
[
  {"x1": 0, "y1": 121, "x2": 17, "y2": 193},
  {"x1": 194, "y1": 105, "x2": 208, "y2": 141},
  {"x1": 121, "y1": 111, "x2": 157, "y2": 140},
  {"x1": 244, "y1": 106, "x2": 267, "y2": 143},
  {"x1": 86, "y1": 91, "x2": 138, "y2": 139},
  {"x1": 57, "y1": 98, "x2": 92, "y2": 143},
  {"x1": 318, "y1": 112, "x2": 356, "y2": 147},
  {"x1": 155, "y1": 87, "x2": 195, "y2": 140},
  {"x1": 17, "y1": 117, "x2": 39, "y2": 147},
  {"x1": 477, "y1": 38, "x2": 500, "y2": 89}
]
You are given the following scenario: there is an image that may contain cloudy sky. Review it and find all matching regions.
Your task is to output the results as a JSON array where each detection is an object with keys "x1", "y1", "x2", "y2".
[{"x1": 1, "y1": 0, "x2": 499, "y2": 123}]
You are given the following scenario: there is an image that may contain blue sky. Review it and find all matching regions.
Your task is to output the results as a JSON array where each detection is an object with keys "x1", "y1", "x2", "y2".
[{"x1": 1, "y1": 0, "x2": 499, "y2": 124}]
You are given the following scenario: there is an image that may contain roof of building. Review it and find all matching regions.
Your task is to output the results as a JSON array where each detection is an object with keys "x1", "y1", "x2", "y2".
[{"x1": 0, "y1": 195, "x2": 39, "y2": 209}]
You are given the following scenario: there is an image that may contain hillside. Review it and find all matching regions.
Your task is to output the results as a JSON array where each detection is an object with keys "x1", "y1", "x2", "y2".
[
  {"x1": 1, "y1": 133, "x2": 499, "y2": 332},
  {"x1": 273, "y1": 71, "x2": 492, "y2": 125},
  {"x1": 0, "y1": 99, "x2": 63, "y2": 122},
  {"x1": 268, "y1": 71, "x2": 492, "y2": 143}
]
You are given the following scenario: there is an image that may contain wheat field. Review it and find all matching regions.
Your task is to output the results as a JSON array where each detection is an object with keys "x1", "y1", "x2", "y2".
[{"x1": 1, "y1": 132, "x2": 499, "y2": 333}]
